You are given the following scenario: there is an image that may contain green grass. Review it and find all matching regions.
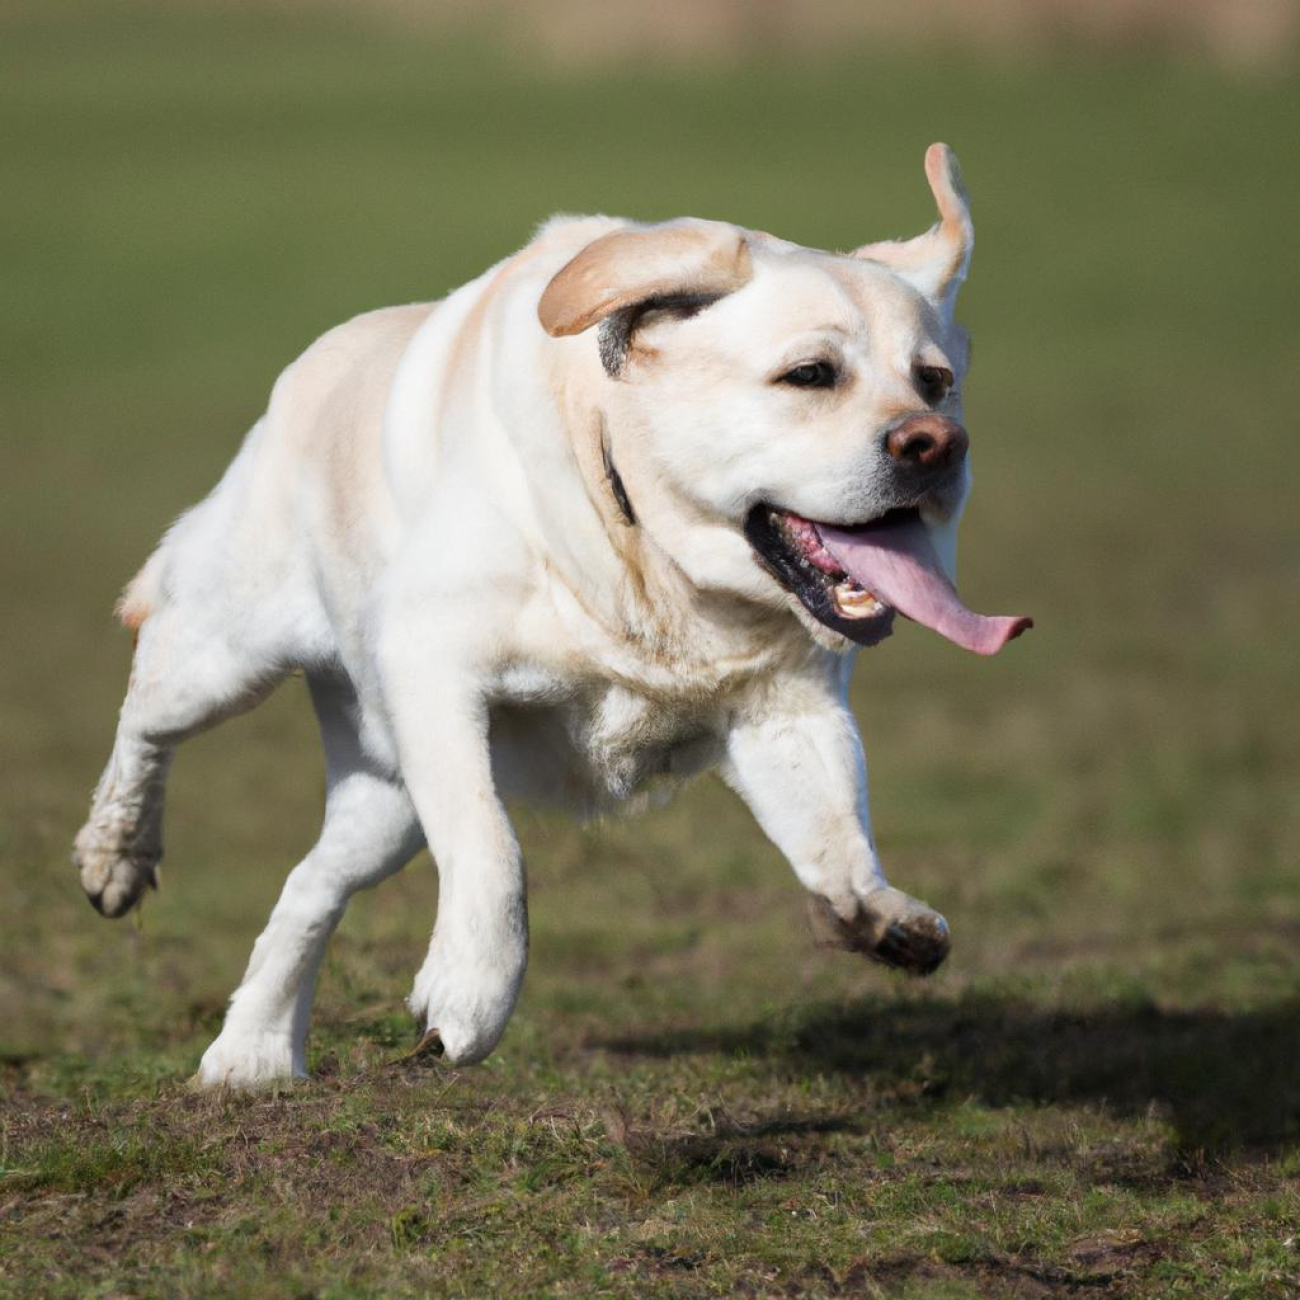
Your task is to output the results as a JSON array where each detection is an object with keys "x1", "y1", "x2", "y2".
[{"x1": 3, "y1": 4, "x2": 1300, "y2": 1296}]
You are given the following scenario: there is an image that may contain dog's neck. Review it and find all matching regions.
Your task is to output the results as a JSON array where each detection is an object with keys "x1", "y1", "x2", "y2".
[{"x1": 553, "y1": 409, "x2": 808, "y2": 686}]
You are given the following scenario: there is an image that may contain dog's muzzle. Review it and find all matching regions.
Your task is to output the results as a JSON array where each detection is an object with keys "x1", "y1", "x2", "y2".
[{"x1": 745, "y1": 494, "x2": 1032, "y2": 656}]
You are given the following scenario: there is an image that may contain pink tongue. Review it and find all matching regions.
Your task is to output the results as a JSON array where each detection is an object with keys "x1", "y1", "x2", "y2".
[{"x1": 818, "y1": 513, "x2": 1032, "y2": 656}]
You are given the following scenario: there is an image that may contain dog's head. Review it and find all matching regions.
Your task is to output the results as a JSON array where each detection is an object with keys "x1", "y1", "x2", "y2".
[{"x1": 538, "y1": 145, "x2": 1030, "y2": 656}]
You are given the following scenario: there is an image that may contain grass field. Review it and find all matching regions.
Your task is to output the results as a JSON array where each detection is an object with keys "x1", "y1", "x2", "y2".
[{"x1": 3, "y1": 4, "x2": 1300, "y2": 1296}]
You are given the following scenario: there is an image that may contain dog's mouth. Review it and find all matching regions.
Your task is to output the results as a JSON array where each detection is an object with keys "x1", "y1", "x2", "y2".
[{"x1": 744, "y1": 504, "x2": 1032, "y2": 654}]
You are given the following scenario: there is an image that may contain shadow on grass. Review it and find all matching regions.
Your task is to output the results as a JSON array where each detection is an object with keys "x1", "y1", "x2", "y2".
[
  {"x1": 598, "y1": 994, "x2": 1300, "y2": 1158},
  {"x1": 643, "y1": 1112, "x2": 865, "y2": 1189}
]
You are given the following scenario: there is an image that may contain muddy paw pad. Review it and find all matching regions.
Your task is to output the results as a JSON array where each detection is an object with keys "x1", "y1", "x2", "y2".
[
  {"x1": 807, "y1": 889, "x2": 950, "y2": 976},
  {"x1": 871, "y1": 911, "x2": 950, "y2": 975},
  {"x1": 390, "y1": 1027, "x2": 446, "y2": 1069}
]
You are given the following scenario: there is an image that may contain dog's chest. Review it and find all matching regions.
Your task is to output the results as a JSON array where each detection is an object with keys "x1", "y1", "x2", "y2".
[
  {"x1": 490, "y1": 670, "x2": 726, "y2": 810},
  {"x1": 573, "y1": 683, "x2": 722, "y2": 799}
]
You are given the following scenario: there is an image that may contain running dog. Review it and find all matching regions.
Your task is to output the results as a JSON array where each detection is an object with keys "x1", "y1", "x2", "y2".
[{"x1": 74, "y1": 144, "x2": 1030, "y2": 1087}]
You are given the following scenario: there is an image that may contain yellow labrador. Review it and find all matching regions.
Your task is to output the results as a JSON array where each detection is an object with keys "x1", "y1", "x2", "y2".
[{"x1": 74, "y1": 144, "x2": 1030, "y2": 1087}]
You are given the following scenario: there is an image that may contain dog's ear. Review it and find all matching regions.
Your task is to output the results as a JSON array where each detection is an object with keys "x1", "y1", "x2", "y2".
[
  {"x1": 538, "y1": 219, "x2": 752, "y2": 339},
  {"x1": 852, "y1": 143, "x2": 973, "y2": 318}
]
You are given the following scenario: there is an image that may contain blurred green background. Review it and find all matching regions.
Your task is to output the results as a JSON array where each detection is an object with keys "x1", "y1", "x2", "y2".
[{"x1": 4, "y1": 4, "x2": 1300, "y2": 1295}]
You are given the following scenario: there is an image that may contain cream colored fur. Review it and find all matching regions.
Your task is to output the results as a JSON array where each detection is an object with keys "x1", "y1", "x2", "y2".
[{"x1": 76, "y1": 145, "x2": 980, "y2": 1088}]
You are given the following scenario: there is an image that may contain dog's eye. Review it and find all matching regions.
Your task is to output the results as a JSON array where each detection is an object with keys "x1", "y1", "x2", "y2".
[
  {"x1": 779, "y1": 361, "x2": 838, "y2": 389},
  {"x1": 914, "y1": 364, "x2": 954, "y2": 404}
]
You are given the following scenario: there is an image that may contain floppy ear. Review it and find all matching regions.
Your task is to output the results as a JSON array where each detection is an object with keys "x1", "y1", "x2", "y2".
[
  {"x1": 537, "y1": 219, "x2": 752, "y2": 339},
  {"x1": 852, "y1": 143, "x2": 973, "y2": 318}
]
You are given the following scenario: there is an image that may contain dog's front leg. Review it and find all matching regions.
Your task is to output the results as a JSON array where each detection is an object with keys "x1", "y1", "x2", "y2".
[
  {"x1": 381, "y1": 641, "x2": 528, "y2": 1065},
  {"x1": 722, "y1": 680, "x2": 950, "y2": 976}
]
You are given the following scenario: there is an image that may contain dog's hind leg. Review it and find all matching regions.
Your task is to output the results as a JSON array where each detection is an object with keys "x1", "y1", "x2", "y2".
[
  {"x1": 195, "y1": 675, "x2": 422, "y2": 1089},
  {"x1": 74, "y1": 592, "x2": 286, "y2": 919}
]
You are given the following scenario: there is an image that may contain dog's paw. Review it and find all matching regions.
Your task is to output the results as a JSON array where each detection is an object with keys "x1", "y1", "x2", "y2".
[
  {"x1": 73, "y1": 824, "x2": 159, "y2": 918},
  {"x1": 407, "y1": 960, "x2": 521, "y2": 1066},
  {"x1": 405, "y1": 995, "x2": 504, "y2": 1066},
  {"x1": 194, "y1": 1029, "x2": 304, "y2": 1091},
  {"x1": 808, "y1": 887, "x2": 950, "y2": 976}
]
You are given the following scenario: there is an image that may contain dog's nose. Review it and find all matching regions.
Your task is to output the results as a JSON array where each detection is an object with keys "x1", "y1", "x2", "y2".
[{"x1": 885, "y1": 414, "x2": 968, "y2": 471}]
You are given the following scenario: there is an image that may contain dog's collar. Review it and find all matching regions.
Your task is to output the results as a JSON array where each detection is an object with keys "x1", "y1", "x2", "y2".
[{"x1": 600, "y1": 429, "x2": 637, "y2": 527}]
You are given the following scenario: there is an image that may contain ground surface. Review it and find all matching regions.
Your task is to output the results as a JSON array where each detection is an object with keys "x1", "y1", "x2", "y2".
[{"x1": 2, "y1": 6, "x2": 1299, "y2": 1296}]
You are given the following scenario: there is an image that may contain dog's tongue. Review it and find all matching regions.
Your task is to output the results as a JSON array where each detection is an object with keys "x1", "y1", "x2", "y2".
[{"x1": 817, "y1": 513, "x2": 1032, "y2": 656}]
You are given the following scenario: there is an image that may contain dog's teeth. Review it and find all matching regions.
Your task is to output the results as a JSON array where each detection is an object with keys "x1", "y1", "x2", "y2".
[{"x1": 832, "y1": 580, "x2": 884, "y2": 619}]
